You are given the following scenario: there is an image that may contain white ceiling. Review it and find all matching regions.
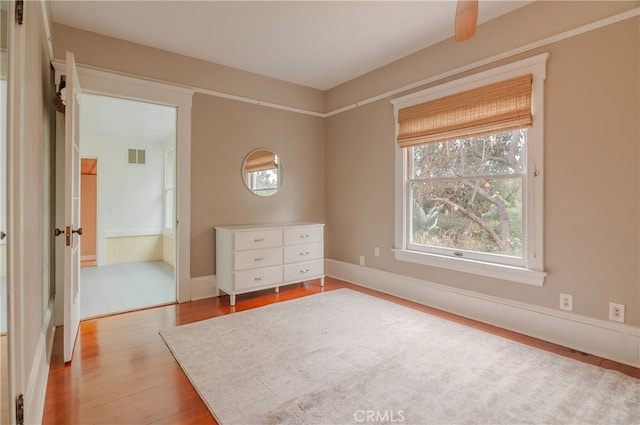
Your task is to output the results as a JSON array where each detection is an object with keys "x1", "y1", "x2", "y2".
[
  {"x1": 50, "y1": 1, "x2": 532, "y2": 91},
  {"x1": 81, "y1": 94, "x2": 176, "y2": 145}
]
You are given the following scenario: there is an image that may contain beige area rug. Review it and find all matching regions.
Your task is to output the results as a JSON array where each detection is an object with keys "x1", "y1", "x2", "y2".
[{"x1": 160, "y1": 289, "x2": 639, "y2": 424}]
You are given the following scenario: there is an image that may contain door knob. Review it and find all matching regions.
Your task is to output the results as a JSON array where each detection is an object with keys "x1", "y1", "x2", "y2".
[
  {"x1": 0, "y1": 231, "x2": 5, "y2": 240},
  {"x1": 62, "y1": 226, "x2": 83, "y2": 246},
  {"x1": 54, "y1": 228, "x2": 64, "y2": 237}
]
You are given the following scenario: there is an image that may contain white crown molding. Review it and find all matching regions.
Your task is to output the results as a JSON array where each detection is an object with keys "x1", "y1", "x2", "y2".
[
  {"x1": 193, "y1": 86, "x2": 325, "y2": 117},
  {"x1": 325, "y1": 259, "x2": 640, "y2": 368}
]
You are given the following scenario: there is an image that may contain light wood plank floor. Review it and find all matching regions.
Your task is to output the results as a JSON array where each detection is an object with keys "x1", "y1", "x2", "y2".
[{"x1": 43, "y1": 277, "x2": 639, "y2": 424}]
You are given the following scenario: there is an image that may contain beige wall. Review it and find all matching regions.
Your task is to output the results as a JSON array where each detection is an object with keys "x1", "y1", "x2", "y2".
[
  {"x1": 190, "y1": 94, "x2": 325, "y2": 276},
  {"x1": 52, "y1": 27, "x2": 327, "y2": 279},
  {"x1": 325, "y1": 2, "x2": 639, "y2": 326}
]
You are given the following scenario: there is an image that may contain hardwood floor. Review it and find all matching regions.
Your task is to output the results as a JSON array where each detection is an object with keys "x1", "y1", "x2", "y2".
[{"x1": 43, "y1": 277, "x2": 639, "y2": 424}]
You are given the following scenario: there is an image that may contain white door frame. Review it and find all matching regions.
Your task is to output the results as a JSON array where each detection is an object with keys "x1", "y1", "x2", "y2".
[{"x1": 51, "y1": 60, "x2": 194, "y2": 304}]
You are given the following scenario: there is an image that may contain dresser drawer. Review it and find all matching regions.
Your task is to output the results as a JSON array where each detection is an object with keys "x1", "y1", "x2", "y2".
[
  {"x1": 234, "y1": 248, "x2": 282, "y2": 271},
  {"x1": 284, "y1": 259, "x2": 323, "y2": 282},
  {"x1": 234, "y1": 229, "x2": 282, "y2": 250},
  {"x1": 235, "y1": 266, "x2": 283, "y2": 290},
  {"x1": 283, "y1": 225, "x2": 323, "y2": 246},
  {"x1": 283, "y1": 243, "x2": 323, "y2": 264},
  {"x1": 216, "y1": 223, "x2": 325, "y2": 306}
]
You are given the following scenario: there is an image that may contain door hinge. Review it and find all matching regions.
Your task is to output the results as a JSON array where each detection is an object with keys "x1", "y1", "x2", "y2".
[
  {"x1": 16, "y1": 0, "x2": 24, "y2": 25},
  {"x1": 16, "y1": 394, "x2": 24, "y2": 425}
]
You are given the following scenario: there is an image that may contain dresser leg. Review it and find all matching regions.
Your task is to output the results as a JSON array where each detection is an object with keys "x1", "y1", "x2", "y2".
[{"x1": 230, "y1": 294, "x2": 236, "y2": 306}]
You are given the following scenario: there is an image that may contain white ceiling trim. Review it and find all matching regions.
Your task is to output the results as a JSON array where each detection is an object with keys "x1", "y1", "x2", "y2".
[{"x1": 49, "y1": 7, "x2": 638, "y2": 120}]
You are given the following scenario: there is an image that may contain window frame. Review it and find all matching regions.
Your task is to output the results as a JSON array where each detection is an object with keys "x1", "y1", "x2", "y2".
[
  {"x1": 392, "y1": 54, "x2": 548, "y2": 286},
  {"x1": 163, "y1": 148, "x2": 175, "y2": 234}
]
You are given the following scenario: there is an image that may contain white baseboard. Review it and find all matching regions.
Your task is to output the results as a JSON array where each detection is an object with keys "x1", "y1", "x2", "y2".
[
  {"x1": 325, "y1": 259, "x2": 640, "y2": 368},
  {"x1": 190, "y1": 274, "x2": 220, "y2": 301},
  {"x1": 26, "y1": 304, "x2": 54, "y2": 425}
]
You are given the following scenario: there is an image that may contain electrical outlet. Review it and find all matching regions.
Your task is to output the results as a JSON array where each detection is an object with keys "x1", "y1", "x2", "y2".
[
  {"x1": 559, "y1": 293, "x2": 573, "y2": 312},
  {"x1": 609, "y1": 302, "x2": 625, "y2": 323},
  {"x1": 374, "y1": 247, "x2": 380, "y2": 257},
  {"x1": 359, "y1": 255, "x2": 365, "y2": 266}
]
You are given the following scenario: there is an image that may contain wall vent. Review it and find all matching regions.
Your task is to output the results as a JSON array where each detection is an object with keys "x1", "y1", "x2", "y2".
[{"x1": 128, "y1": 149, "x2": 146, "y2": 165}]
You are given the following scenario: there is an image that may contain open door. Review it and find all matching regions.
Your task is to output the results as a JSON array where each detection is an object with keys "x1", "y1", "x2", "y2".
[{"x1": 63, "y1": 51, "x2": 82, "y2": 362}]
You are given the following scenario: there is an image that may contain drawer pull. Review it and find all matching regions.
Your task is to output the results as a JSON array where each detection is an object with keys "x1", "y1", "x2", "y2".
[
  {"x1": 299, "y1": 234, "x2": 309, "y2": 239},
  {"x1": 300, "y1": 251, "x2": 309, "y2": 256},
  {"x1": 254, "y1": 276, "x2": 265, "y2": 281},
  {"x1": 254, "y1": 237, "x2": 265, "y2": 242},
  {"x1": 254, "y1": 257, "x2": 265, "y2": 262},
  {"x1": 300, "y1": 268, "x2": 310, "y2": 274}
]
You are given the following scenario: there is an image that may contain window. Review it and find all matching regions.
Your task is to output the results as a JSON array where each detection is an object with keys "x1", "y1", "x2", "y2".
[
  {"x1": 128, "y1": 148, "x2": 146, "y2": 165},
  {"x1": 244, "y1": 153, "x2": 280, "y2": 197},
  {"x1": 164, "y1": 149, "x2": 175, "y2": 230},
  {"x1": 408, "y1": 130, "x2": 526, "y2": 266},
  {"x1": 392, "y1": 54, "x2": 548, "y2": 285}
]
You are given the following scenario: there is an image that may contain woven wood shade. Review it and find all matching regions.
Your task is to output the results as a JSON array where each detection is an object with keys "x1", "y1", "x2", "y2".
[
  {"x1": 397, "y1": 74, "x2": 533, "y2": 148},
  {"x1": 244, "y1": 150, "x2": 277, "y2": 173}
]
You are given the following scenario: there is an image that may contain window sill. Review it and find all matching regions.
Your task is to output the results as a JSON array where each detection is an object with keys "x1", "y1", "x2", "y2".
[{"x1": 394, "y1": 249, "x2": 546, "y2": 286}]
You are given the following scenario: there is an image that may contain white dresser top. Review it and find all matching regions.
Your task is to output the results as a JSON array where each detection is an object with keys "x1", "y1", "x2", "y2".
[{"x1": 215, "y1": 222, "x2": 324, "y2": 231}]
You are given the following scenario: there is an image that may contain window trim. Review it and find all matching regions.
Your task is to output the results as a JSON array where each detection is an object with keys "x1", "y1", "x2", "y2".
[
  {"x1": 392, "y1": 53, "x2": 549, "y2": 286},
  {"x1": 163, "y1": 148, "x2": 175, "y2": 235}
]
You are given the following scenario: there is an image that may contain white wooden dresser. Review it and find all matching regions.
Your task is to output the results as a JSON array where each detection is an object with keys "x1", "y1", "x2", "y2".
[{"x1": 215, "y1": 222, "x2": 324, "y2": 306}]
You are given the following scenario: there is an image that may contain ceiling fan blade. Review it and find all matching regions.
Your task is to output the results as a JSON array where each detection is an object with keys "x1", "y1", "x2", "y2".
[{"x1": 455, "y1": 0, "x2": 478, "y2": 42}]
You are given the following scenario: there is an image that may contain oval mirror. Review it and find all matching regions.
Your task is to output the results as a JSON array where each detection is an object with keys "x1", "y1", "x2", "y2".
[{"x1": 242, "y1": 149, "x2": 283, "y2": 197}]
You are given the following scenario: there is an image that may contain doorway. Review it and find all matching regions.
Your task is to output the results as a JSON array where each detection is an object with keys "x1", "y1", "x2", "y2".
[
  {"x1": 79, "y1": 94, "x2": 177, "y2": 319},
  {"x1": 81, "y1": 158, "x2": 97, "y2": 267}
]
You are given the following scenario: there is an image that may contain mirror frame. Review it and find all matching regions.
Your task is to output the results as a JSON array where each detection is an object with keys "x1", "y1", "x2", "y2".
[{"x1": 241, "y1": 148, "x2": 284, "y2": 197}]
